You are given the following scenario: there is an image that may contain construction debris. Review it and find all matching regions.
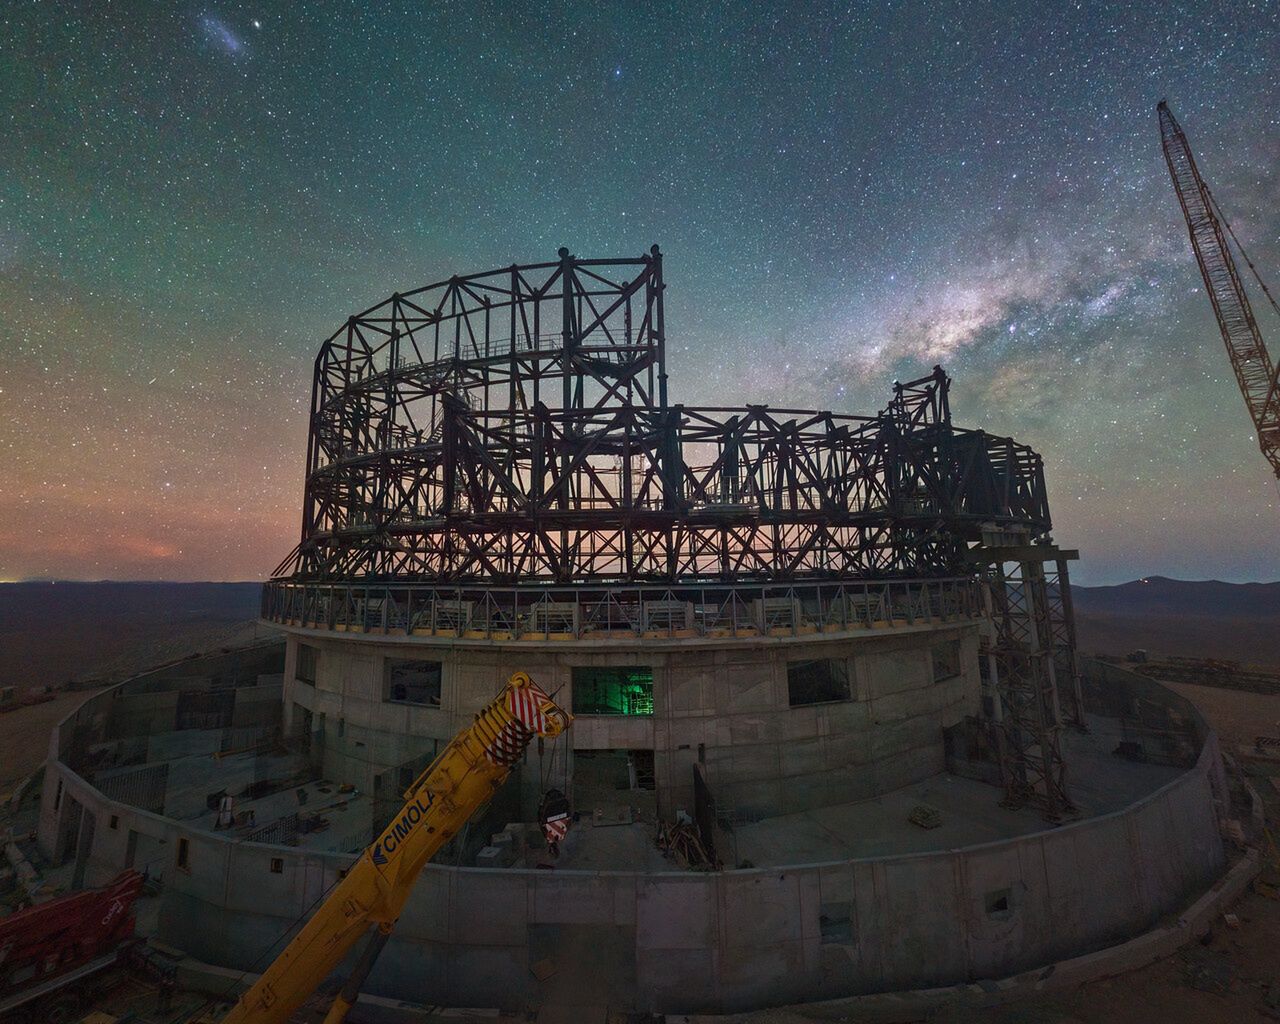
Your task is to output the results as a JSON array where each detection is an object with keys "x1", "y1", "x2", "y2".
[
  {"x1": 908, "y1": 804, "x2": 942, "y2": 829},
  {"x1": 656, "y1": 820, "x2": 716, "y2": 870},
  {"x1": 3, "y1": 838, "x2": 41, "y2": 902},
  {"x1": 1180, "y1": 945, "x2": 1234, "y2": 994}
]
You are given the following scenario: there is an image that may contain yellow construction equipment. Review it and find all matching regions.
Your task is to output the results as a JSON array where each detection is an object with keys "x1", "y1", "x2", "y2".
[{"x1": 217, "y1": 671, "x2": 571, "y2": 1024}]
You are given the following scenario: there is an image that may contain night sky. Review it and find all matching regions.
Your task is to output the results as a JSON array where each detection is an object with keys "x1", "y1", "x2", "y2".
[{"x1": 3, "y1": 2, "x2": 1279, "y2": 584}]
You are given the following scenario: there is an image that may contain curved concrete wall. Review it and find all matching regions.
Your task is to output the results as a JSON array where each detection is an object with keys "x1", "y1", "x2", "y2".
[
  {"x1": 281, "y1": 622, "x2": 981, "y2": 819},
  {"x1": 37, "y1": 652, "x2": 1227, "y2": 1014}
]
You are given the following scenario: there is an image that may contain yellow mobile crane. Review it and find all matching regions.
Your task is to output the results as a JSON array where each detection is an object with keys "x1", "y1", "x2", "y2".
[{"x1": 217, "y1": 672, "x2": 571, "y2": 1024}]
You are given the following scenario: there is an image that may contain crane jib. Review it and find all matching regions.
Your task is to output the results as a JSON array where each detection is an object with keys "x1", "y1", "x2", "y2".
[{"x1": 370, "y1": 792, "x2": 434, "y2": 866}]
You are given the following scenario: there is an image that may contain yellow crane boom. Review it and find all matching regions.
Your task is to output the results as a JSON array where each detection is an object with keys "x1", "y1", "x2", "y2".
[{"x1": 218, "y1": 671, "x2": 571, "y2": 1024}]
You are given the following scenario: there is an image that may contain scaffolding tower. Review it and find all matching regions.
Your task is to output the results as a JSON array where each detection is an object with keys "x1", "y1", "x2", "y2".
[{"x1": 975, "y1": 525, "x2": 1081, "y2": 821}]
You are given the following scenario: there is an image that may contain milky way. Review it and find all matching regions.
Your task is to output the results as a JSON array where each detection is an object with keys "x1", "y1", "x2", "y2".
[{"x1": 2, "y1": 2, "x2": 1278, "y2": 583}]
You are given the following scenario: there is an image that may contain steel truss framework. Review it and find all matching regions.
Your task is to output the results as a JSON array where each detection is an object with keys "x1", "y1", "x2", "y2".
[
  {"x1": 1159, "y1": 102, "x2": 1280, "y2": 479},
  {"x1": 269, "y1": 248, "x2": 1083, "y2": 820},
  {"x1": 977, "y1": 531, "x2": 1084, "y2": 821},
  {"x1": 277, "y1": 250, "x2": 1053, "y2": 588}
]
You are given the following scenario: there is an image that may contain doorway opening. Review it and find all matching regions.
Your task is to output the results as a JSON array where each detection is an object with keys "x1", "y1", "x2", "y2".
[{"x1": 572, "y1": 748, "x2": 656, "y2": 826}]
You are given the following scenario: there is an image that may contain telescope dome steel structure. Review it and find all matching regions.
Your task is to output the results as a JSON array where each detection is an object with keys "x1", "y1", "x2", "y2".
[
  {"x1": 271, "y1": 247, "x2": 1052, "y2": 595},
  {"x1": 263, "y1": 247, "x2": 1085, "y2": 823}
]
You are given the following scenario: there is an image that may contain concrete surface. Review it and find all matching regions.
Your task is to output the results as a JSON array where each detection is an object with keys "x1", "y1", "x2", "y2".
[
  {"x1": 675, "y1": 844, "x2": 1263, "y2": 1023},
  {"x1": 731, "y1": 715, "x2": 1184, "y2": 866},
  {"x1": 34, "y1": 648, "x2": 1231, "y2": 1015},
  {"x1": 279, "y1": 620, "x2": 982, "y2": 821}
]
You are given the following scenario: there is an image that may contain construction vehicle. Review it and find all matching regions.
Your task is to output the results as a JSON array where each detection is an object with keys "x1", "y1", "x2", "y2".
[
  {"x1": 216, "y1": 671, "x2": 571, "y2": 1024},
  {"x1": 0, "y1": 673, "x2": 567, "y2": 1024},
  {"x1": 1158, "y1": 100, "x2": 1280, "y2": 482},
  {"x1": 0, "y1": 869, "x2": 147, "y2": 1022}
]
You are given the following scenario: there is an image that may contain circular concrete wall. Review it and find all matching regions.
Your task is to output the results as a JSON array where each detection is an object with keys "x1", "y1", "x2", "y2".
[
  {"x1": 280, "y1": 618, "x2": 982, "y2": 823},
  {"x1": 36, "y1": 648, "x2": 1229, "y2": 1015}
]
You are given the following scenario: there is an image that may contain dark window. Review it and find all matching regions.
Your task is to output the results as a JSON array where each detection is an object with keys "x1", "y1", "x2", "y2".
[
  {"x1": 819, "y1": 902, "x2": 854, "y2": 944},
  {"x1": 631, "y1": 749, "x2": 656, "y2": 790},
  {"x1": 54, "y1": 779, "x2": 63, "y2": 811},
  {"x1": 177, "y1": 837, "x2": 190, "y2": 870},
  {"x1": 985, "y1": 888, "x2": 1012, "y2": 918},
  {"x1": 296, "y1": 643, "x2": 318, "y2": 684},
  {"x1": 932, "y1": 640, "x2": 962, "y2": 683},
  {"x1": 294, "y1": 705, "x2": 313, "y2": 755},
  {"x1": 787, "y1": 659, "x2": 851, "y2": 706},
  {"x1": 269, "y1": 857, "x2": 283, "y2": 874},
  {"x1": 337, "y1": 717, "x2": 345, "y2": 738},
  {"x1": 109, "y1": 815, "x2": 119, "y2": 830},
  {"x1": 386, "y1": 660, "x2": 442, "y2": 706},
  {"x1": 571, "y1": 666, "x2": 654, "y2": 716}
]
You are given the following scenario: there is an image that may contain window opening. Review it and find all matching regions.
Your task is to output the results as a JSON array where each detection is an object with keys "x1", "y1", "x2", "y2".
[
  {"x1": 932, "y1": 640, "x2": 962, "y2": 683},
  {"x1": 985, "y1": 888, "x2": 1012, "y2": 918},
  {"x1": 296, "y1": 643, "x2": 318, "y2": 684},
  {"x1": 386, "y1": 659, "x2": 442, "y2": 706},
  {"x1": 571, "y1": 666, "x2": 654, "y2": 715},
  {"x1": 787, "y1": 659, "x2": 851, "y2": 706}
]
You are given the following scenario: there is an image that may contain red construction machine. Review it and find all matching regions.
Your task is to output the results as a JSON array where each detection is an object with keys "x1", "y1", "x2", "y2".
[{"x1": 0, "y1": 869, "x2": 148, "y2": 1023}]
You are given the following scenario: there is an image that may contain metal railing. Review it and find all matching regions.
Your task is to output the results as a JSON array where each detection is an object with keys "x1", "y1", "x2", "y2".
[{"x1": 261, "y1": 576, "x2": 981, "y2": 641}]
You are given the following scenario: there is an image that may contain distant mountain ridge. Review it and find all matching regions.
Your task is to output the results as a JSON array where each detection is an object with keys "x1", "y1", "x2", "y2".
[
  {"x1": 5, "y1": 576, "x2": 1275, "y2": 616},
  {"x1": 1071, "y1": 576, "x2": 1280, "y2": 619},
  {"x1": 0, "y1": 581, "x2": 266, "y2": 688},
  {"x1": 1070, "y1": 576, "x2": 1280, "y2": 668},
  {"x1": 0, "y1": 580, "x2": 262, "y2": 631}
]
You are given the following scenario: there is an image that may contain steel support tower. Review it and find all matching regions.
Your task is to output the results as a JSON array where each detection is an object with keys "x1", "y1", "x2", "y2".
[{"x1": 974, "y1": 527, "x2": 1079, "y2": 821}]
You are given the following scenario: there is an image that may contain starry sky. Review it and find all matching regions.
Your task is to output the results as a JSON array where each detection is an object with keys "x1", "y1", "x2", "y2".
[{"x1": 2, "y1": 2, "x2": 1279, "y2": 585}]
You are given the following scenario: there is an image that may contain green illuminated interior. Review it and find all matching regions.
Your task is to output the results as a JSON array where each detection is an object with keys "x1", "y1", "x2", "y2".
[{"x1": 572, "y1": 665, "x2": 655, "y2": 715}]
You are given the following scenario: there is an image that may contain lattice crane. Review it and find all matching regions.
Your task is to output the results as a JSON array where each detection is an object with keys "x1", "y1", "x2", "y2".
[{"x1": 1158, "y1": 100, "x2": 1280, "y2": 481}]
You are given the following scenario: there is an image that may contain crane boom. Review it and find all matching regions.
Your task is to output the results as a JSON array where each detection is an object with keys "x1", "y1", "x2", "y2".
[
  {"x1": 1158, "y1": 101, "x2": 1280, "y2": 480},
  {"x1": 218, "y1": 672, "x2": 571, "y2": 1024}
]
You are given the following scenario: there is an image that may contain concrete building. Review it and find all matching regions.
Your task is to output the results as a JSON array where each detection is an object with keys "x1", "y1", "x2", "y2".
[
  {"x1": 279, "y1": 597, "x2": 980, "y2": 825},
  {"x1": 38, "y1": 649, "x2": 1230, "y2": 1013}
]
